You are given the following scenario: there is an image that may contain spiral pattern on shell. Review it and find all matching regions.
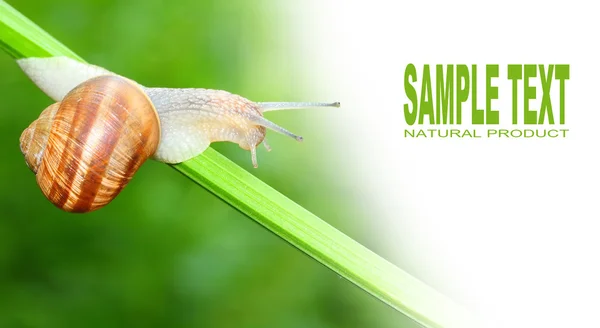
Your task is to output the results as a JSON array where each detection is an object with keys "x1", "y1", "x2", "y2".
[{"x1": 19, "y1": 75, "x2": 160, "y2": 213}]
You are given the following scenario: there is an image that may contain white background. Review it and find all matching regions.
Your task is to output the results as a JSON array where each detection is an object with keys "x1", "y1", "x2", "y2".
[{"x1": 287, "y1": 1, "x2": 600, "y2": 327}]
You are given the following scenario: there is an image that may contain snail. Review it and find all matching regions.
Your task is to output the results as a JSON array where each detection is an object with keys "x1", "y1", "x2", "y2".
[{"x1": 17, "y1": 56, "x2": 339, "y2": 213}]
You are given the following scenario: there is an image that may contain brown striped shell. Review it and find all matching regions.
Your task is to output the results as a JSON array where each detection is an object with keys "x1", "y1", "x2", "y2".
[{"x1": 19, "y1": 75, "x2": 160, "y2": 213}]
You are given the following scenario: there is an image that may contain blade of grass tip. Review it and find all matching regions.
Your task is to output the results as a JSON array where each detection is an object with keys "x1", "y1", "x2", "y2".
[{"x1": 0, "y1": 2, "x2": 477, "y2": 327}]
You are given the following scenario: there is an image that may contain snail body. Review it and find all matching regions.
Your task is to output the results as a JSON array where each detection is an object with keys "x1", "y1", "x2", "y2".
[{"x1": 17, "y1": 56, "x2": 339, "y2": 212}]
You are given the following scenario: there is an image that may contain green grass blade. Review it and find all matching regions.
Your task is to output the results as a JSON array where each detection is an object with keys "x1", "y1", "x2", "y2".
[
  {"x1": 0, "y1": 1, "x2": 476, "y2": 327},
  {"x1": 175, "y1": 150, "x2": 476, "y2": 327},
  {"x1": 0, "y1": 1, "x2": 81, "y2": 59}
]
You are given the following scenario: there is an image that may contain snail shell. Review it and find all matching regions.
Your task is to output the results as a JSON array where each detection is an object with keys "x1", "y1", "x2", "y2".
[{"x1": 19, "y1": 75, "x2": 160, "y2": 212}]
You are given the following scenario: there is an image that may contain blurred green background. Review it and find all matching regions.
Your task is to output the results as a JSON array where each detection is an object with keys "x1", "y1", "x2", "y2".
[{"x1": 0, "y1": 0, "x2": 416, "y2": 327}]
